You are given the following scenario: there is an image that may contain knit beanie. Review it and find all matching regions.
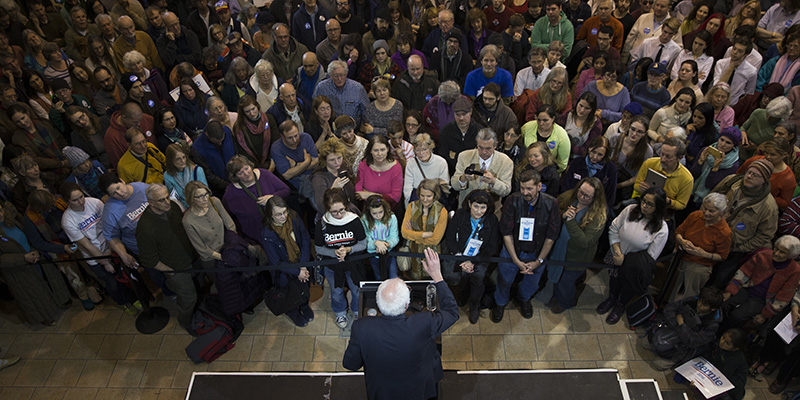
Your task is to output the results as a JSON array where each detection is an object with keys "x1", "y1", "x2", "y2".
[
  {"x1": 372, "y1": 39, "x2": 389, "y2": 55},
  {"x1": 121, "y1": 73, "x2": 140, "y2": 92},
  {"x1": 623, "y1": 102, "x2": 643, "y2": 116},
  {"x1": 719, "y1": 126, "x2": 742, "y2": 147},
  {"x1": 62, "y1": 146, "x2": 90, "y2": 168},
  {"x1": 749, "y1": 158, "x2": 774, "y2": 181}
]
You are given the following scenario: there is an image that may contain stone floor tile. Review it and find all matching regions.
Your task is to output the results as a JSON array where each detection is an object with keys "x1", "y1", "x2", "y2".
[
  {"x1": 94, "y1": 387, "x2": 127, "y2": 400},
  {"x1": 503, "y1": 334, "x2": 537, "y2": 362},
  {"x1": 156, "y1": 388, "x2": 186, "y2": 400},
  {"x1": 0, "y1": 357, "x2": 22, "y2": 386},
  {"x1": 123, "y1": 388, "x2": 160, "y2": 400},
  {"x1": 114, "y1": 314, "x2": 140, "y2": 334},
  {"x1": 76, "y1": 359, "x2": 116, "y2": 387},
  {"x1": 57, "y1": 308, "x2": 95, "y2": 334},
  {"x1": 271, "y1": 361, "x2": 305, "y2": 371},
  {"x1": 86, "y1": 309, "x2": 124, "y2": 334},
  {"x1": 478, "y1": 312, "x2": 513, "y2": 335},
  {"x1": 313, "y1": 335, "x2": 347, "y2": 362},
  {"x1": 304, "y1": 361, "x2": 338, "y2": 372},
  {"x1": 139, "y1": 361, "x2": 177, "y2": 388},
  {"x1": 0, "y1": 333, "x2": 17, "y2": 353},
  {"x1": 598, "y1": 333, "x2": 637, "y2": 360},
  {"x1": 97, "y1": 335, "x2": 134, "y2": 360},
  {"x1": 240, "y1": 312, "x2": 266, "y2": 335},
  {"x1": 62, "y1": 387, "x2": 99, "y2": 400},
  {"x1": 597, "y1": 361, "x2": 632, "y2": 379},
  {"x1": 531, "y1": 361, "x2": 566, "y2": 369},
  {"x1": 239, "y1": 362, "x2": 272, "y2": 372},
  {"x1": 569, "y1": 310, "x2": 606, "y2": 333},
  {"x1": 445, "y1": 309, "x2": 481, "y2": 335},
  {"x1": 35, "y1": 334, "x2": 75, "y2": 359},
  {"x1": 126, "y1": 336, "x2": 164, "y2": 360},
  {"x1": 13, "y1": 359, "x2": 55, "y2": 387},
  {"x1": 0, "y1": 387, "x2": 34, "y2": 399},
  {"x1": 265, "y1": 314, "x2": 297, "y2": 335},
  {"x1": 441, "y1": 335, "x2": 473, "y2": 362},
  {"x1": 44, "y1": 359, "x2": 85, "y2": 387},
  {"x1": 603, "y1": 319, "x2": 637, "y2": 334},
  {"x1": 170, "y1": 361, "x2": 208, "y2": 389},
  {"x1": 498, "y1": 361, "x2": 532, "y2": 370},
  {"x1": 442, "y1": 362, "x2": 466, "y2": 370},
  {"x1": 66, "y1": 333, "x2": 104, "y2": 359},
  {"x1": 297, "y1": 310, "x2": 327, "y2": 336},
  {"x1": 536, "y1": 334, "x2": 569, "y2": 361},
  {"x1": 107, "y1": 360, "x2": 147, "y2": 388},
  {"x1": 628, "y1": 360, "x2": 669, "y2": 389},
  {"x1": 566, "y1": 334, "x2": 602, "y2": 361},
  {"x1": 564, "y1": 361, "x2": 597, "y2": 369},
  {"x1": 466, "y1": 361, "x2": 499, "y2": 370},
  {"x1": 30, "y1": 387, "x2": 66, "y2": 399},
  {"x1": 250, "y1": 335, "x2": 285, "y2": 361},
  {"x1": 206, "y1": 361, "x2": 241, "y2": 372},
  {"x1": 280, "y1": 335, "x2": 315, "y2": 362},
  {"x1": 471, "y1": 335, "x2": 504, "y2": 362},
  {"x1": 508, "y1": 311, "x2": 543, "y2": 335},
  {"x1": 155, "y1": 335, "x2": 193, "y2": 361},
  {"x1": 540, "y1": 310, "x2": 573, "y2": 334},
  {"x1": 9, "y1": 333, "x2": 46, "y2": 359}
]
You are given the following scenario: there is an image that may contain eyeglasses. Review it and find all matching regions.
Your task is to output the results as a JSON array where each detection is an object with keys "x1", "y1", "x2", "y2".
[
  {"x1": 405, "y1": 121, "x2": 420, "y2": 127},
  {"x1": 628, "y1": 127, "x2": 646, "y2": 135},
  {"x1": 330, "y1": 207, "x2": 346, "y2": 215},
  {"x1": 195, "y1": 192, "x2": 210, "y2": 199},
  {"x1": 641, "y1": 199, "x2": 656, "y2": 208},
  {"x1": 577, "y1": 189, "x2": 594, "y2": 199}
]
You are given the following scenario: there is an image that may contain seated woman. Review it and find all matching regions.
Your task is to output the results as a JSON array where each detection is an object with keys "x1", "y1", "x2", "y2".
[
  {"x1": 598, "y1": 187, "x2": 669, "y2": 324},
  {"x1": 122, "y1": 50, "x2": 169, "y2": 102},
  {"x1": 756, "y1": 30, "x2": 800, "y2": 92},
  {"x1": 311, "y1": 137, "x2": 358, "y2": 215},
  {"x1": 7, "y1": 104, "x2": 70, "y2": 180},
  {"x1": 515, "y1": 141, "x2": 561, "y2": 196},
  {"x1": 667, "y1": 60, "x2": 704, "y2": 101},
  {"x1": 684, "y1": 103, "x2": 719, "y2": 165},
  {"x1": 355, "y1": 135, "x2": 403, "y2": 209},
  {"x1": 222, "y1": 155, "x2": 290, "y2": 242},
  {"x1": 65, "y1": 106, "x2": 110, "y2": 167},
  {"x1": 443, "y1": 190, "x2": 499, "y2": 324},
  {"x1": 561, "y1": 136, "x2": 617, "y2": 206},
  {"x1": 671, "y1": 193, "x2": 732, "y2": 301},
  {"x1": 647, "y1": 88, "x2": 696, "y2": 145},
  {"x1": 60, "y1": 182, "x2": 138, "y2": 315},
  {"x1": 401, "y1": 179, "x2": 448, "y2": 279},
  {"x1": 521, "y1": 104, "x2": 571, "y2": 172},
  {"x1": 221, "y1": 57, "x2": 254, "y2": 112},
  {"x1": 741, "y1": 96, "x2": 794, "y2": 161},
  {"x1": 62, "y1": 146, "x2": 108, "y2": 199},
  {"x1": 262, "y1": 196, "x2": 315, "y2": 327},
  {"x1": 316, "y1": 188, "x2": 367, "y2": 329},
  {"x1": 363, "y1": 78, "x2": 404, "y2": 139},
  {"x1": 0, "y1": 202, "x2": 71, "y2": 327},
  {"x1": 559, "y1": 91, "x2": 602, "y2": 160},
  {"x1": 706, "y1": 82, "x2": 735, "y2": 130},
  {"x1": 232, "y1": 95, "x2": 274, "y2": 171},
  {"x1": 583, "y1": 60, "x2": 630, "y2": 123},
  {"x1": 524, "y1": 67, "x2": 572, "y2": 122},
  {"x1": 164, "y1": 144, "x2": 208, "y2": 209},
  {"x1": 738, "y1": 138, "x2": 797, "y2": 209},
  {"x1": 183, "y1": 181, "x2": 236, "y2": 271},
  {"x1": 174, "y1": 78, "x2": 210, "y2": 137},
  {"x1": 550, "y1": 177, "x2": 608, "y2": 314},
  {"x1": 361, "y1": 195, "x2": 400, "y2": 280},
  {"x1": 774, "y1": 121, "x2": 800, "y2": 180},
  {"x1": 721, "y1": 236, "x2": 800, "y2": 333},
  {"x1": 670, "y1": 31, "x2": 713, "y2": 87},
  {"x1": 690, "y1": 127, "x2": 741, "y2": 207},
  {"x1": 402, "y1": 133, "x2": 450, "y2": 206},
  {"x1": 156, "y1": 108, "x2": 192, "y2": 152},
  {"x1": 23, "y1": 69, "x2": 53, "y2": 119},
  {"x1": 574, "y1": 51, "x2": 608, "y2": 102},
  {"x1": 608, "y1": 115, "x2": 653, "y2": 204}
]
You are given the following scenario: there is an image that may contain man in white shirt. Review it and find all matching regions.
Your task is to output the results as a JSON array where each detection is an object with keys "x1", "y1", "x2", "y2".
[
  {"x1": 451, "y1": 128, "x2": 513, "y2": 207},
  {"x1": 722, "y1": 25, "x2": 763, "y2": 71},
  {"x1": 630, "y1": 17, "x2": 681, "y2": 65},
  {"x1": 514, "y1": 47, "x2": 550, "y2": 96},
  {"x1": 622, "y1": 0, "x2": 681, "y2": 62},
  {"x1": 713, "y1": 37, "x2": 758, "y2": 106}
]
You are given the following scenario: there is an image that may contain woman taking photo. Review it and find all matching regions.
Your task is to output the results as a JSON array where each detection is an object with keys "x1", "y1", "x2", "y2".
[
  {"x1": 262, "y1": 195, "x2": 315, "y2": 327},
  {"x1": 164, "y1": 143, "x2": 208, "y2": 209},
  {"x1": 363, "y1": 77, "x2": 404, "y2": 138},
  {"x1": 584, "y1": 60, "x2": 631, "y2": 123},
  {"x1": 648, "y1": 88, "x2": 696, "y2": 145},
  {"x1": 311, "y1": 138, "x2": 358, "y2": 215},
  {"x1": 559, "y1": 91, "x2": 602, "y2": 160},
  {"x1": 443, "y1": 190, "x2": 499, "y2": 324},
  {"x1": 355, "y1": 135, "x2": 404, "y2": 209},
  {"x1": 183, "y1": 181, "x2": 236, "y2": 270},
  {"x1": 668, "y1": 60, "x2": 705, "y2": 100},
  {"x1": 684, "y1": 102, "x2": 719, "y2": 164},
  {"x1": 232, "y1": 95, "x2": 274, "y2": 171},
  {"x1": 403, "y1": 133, "x2": 450, "y2": 206},
  {"x1": 550, "y1": 177, "x2": 608, "y2": 314},
  {"x1": 402, "y1": 179, "x2": 448, "y2": 279},
  {"x1": 525, "y1": 67, "x2": 572, "y2": 121},
  {"x1": 514, "y1": 141, "x2": 561, "y2": 196},
  {"x1": 223, "y1": 155, "x2": 290, "y2": 241},
  {"x1": 521, "y1": 104, "x2": 571, "y2": 172},
  {"x1": 598, "y1": 187, "x2": 669, "y2": 324},
  {"x1": 561, "y1": 136, "x2": 618, "y2": 206},
  {"x1": 307, "y1": 95, "x2": 337, "y2": 150},
  {"x1": 65, "y1": 106, "x2": 110, "y2": 168},
  {"x1": 690, "y1": 127, "x2": 741, "y2": 207},
  {"x1": 361, "y1": 195, "x2": 400, "y2": 280},
  {"x1": 174, "y1": 79, "x2": 210, "y2": 137},
  {"x1": 670, "y1": 31, "x2": 714, "y2": 86},
  {"x1": 156, "y1": 108, "x2": 193, "y2": 152},
  {"x1": 316, "y1": 188, "x2": 367, "y2": 329}
]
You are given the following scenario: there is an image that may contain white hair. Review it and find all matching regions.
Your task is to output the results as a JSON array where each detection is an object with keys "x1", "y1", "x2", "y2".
[
  {"x1": 476, "y1": 127, "x2": 498, "y2": 145},
  {"x1": 775, "y1": 235, "x2": 800, "y2": 259},
  {"x1": 145, "y1": 183, "x2": 168, "y2": 201},
  {"x1": 702, "y1": 192, "x2": 728, "y2": 212},
  {"x1": 666, "y1": 126, "x2": 687, "y2": 141},
  {"x1": 767, "y1": 97, "x2": 793, "y2": 120},
  {"x1": 376, "y1": 278, "x2": 410, "y2": 317},
  {"x1": 328, "y1": 59, "x2": 348, "y2": 75}
]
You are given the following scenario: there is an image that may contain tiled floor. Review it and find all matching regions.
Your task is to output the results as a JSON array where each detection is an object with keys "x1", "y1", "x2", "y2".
[{"x1": 0, "y1": 269, "x2": 788, "y2": 399}]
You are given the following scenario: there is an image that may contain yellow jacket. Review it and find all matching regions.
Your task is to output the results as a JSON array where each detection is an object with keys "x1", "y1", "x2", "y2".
[{"x1": 118, "y1": 143, "x2": 166, "y2": 184}]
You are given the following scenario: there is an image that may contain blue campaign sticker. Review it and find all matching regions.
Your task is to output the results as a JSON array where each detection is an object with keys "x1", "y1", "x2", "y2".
[
  {"x1": 129, "y1": 74, "x2": 139, "y2": 82},
  {"x1": 591, "y1": 28, "x2": 598, "y2": 35},
  {"x1": 548, "y1": 141, "x2": 555, "y2": 149},
  {"x1": 425, "y1": 95, "x2": 432, "y2": 101},
  {"x1": 204, "y1": 109, "x2": 209, "y2": 116},
  {"x1": 264, "y1": 121, "x2": 269, "y2": 129},
  {"x1": 787, "y1": 20, "x2": 793, "y2": 27},
  {"x1": 644, "y1": 27, "x2": 650, "y2": 34},
  {"x1": 145, "y1": 130, "x2": 153, "y2": 137},
  {"x1": 148, "y1": 100, "x2": 155, "y2": 108},
  {"x1": 736, "y1": 222, "x2": 745, "y2": 231},
  {"x1": 541, "y1": 183, "x2": 547, "y2": 191},
  {"x1": 305, "y1": 22, "x2": 311, "y2": 29},
  {"x1": 0, "y1": 237, "x2": 7, "y2": 242}
]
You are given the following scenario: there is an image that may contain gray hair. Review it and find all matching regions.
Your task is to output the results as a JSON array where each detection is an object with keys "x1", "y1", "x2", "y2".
[
  {"x1": 479, "y1": 44, "x2": 500, "y2": 62},
  {"x1": 224, "y1": 56, "x2": 254, "y2": 84},
  {"x1": 412, "y1": 133, "x2": 435, "y2": 149},
  {"x1": 702, "y1": 192, "x2": 728, "y2": 212},
  {"x1": 328, "y1": 59, "x2": 348, "y2": 75},
  {"x1": 122, "y1": 50, "x2": 146, "y2": 70},
  {"x1": 145, "y1": 183, "x2": 168, "y2": 201},
  {"x1": 206, "y1": 96, "x2": 224, "y2": 112},
  {"x1": 775, "y1": 235, "x2": 800, "y2": 259},
  {"x1": 438, "y1": 81, "x2": 461, "y2": 104},
  {"x1": 476, "y1": 128, "x2": 498, "y2": 145},
  {"x1": 767, "y1": 96, "x2": 793, "y2": 120},
  {"x1": 95, "y1": 13, "x2": 112, "y2": 26},
  {"x1": 376, "y1": 278, "x2": 410, "y2": 316},
  {"x1": 667, "y1": 126, "x2": 687, "y2": 141},
  {"x1": 254, "y1": 58, "x2": 274, "y2": 74},
  {"x1": 662, "y1": 137, "x2": 686, "y2": 158}
]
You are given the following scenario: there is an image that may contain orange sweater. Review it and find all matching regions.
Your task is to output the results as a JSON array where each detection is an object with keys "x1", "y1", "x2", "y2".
[
  {"x1": 738, "y1": 156, "x2": 797, "y2": 209},
  {"x1": 675, "y1": 210, "x2": 732, "y2": 267}
]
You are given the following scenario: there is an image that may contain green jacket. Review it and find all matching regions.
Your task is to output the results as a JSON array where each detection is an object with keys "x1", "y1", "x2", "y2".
[{"x1": 530, "y1": 12, "x2": 574, "y2": 61}]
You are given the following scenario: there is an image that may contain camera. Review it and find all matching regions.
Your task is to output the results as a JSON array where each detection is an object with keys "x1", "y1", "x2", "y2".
[{"x1": 465, "y1": 164, "x2": 485, "y2": 176}]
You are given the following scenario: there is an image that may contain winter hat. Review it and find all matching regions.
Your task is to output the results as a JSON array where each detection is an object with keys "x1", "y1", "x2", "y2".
[
  {"x1": 762, "y1": 83, "x2": 785, "y2": 100},
  {"x1": 49, "y1": 78, "x2": 71, "y2": 92},
  {"x1": 719, "y1": 126, "x2": 742, "y2": 147},
  {"x1": 62, "y1": 146, "x2": 90, "y2": 168},
  {"x1": 372, "y1": 39, "x2": 389, "y2": 55},
  {"x1": 623, "y1": 102, "x2": 643, "y2": 116},
  {"x1": 749, "y1": 158, "x2": 774, "y2": 181},
  {"x1": 121, "y1": 73, "x2": 140, "y2": 92}
]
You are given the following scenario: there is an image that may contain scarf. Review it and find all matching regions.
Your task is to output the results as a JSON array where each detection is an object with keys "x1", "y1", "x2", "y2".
[
  {"x1": 435, "y1": 97, "x2": 456, "y2": 131},
  {"x1": 235, "y1": 112, "x2": 271, "y2": 166},
  {"x1": 26, "y1": 197, "x2": 69, "y2": 258},
  {"x1": 273, "y1": 221, "x2": 300, "y2": 263},
  {"x1": 770, "y1": 54, "x2": 800, "y2": 88},
  {"x1": 408, "y1": 199, "x2": 444, "y2": 272},
  {"x1": 75, "y1": 163, "x2": 103, "y2": 198},
  {"x1": 27, "y1": 122, "x2": 64, "y2": 161},
  {"x1": 715, "y1": 174, "x2": 771, "y2": 223},
  {"x1": 585, "y1": 155, "x2": 603, "y2": 177},
  {"x1": 693, "y1": 144, "x2": 738, "y2": 201}
]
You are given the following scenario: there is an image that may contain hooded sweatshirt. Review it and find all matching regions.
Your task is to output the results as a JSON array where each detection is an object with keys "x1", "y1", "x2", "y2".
[
  {"x1": 315, "y1": 211, "x2": 367, "y2": 287},
  {"x1": 530, "y1": 11, "x2": 574, "y2": 62}
]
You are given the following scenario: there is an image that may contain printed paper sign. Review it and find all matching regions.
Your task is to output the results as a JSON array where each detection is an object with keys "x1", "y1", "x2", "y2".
[{"x1": 675, "y1": 357, "x2": 734, "y2": 398}]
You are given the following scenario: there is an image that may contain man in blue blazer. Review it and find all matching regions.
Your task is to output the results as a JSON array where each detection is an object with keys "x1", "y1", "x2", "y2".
[{"x1": 343, "y1": 248, "x2": 459, "y2": 399}]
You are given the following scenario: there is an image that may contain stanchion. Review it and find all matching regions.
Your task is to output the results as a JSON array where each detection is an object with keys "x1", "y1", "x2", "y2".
[{"x1": 123, "y1": 264, "x2": 170, "y2": 334}]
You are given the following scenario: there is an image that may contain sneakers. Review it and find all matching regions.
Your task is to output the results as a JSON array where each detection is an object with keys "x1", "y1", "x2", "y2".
[
  {"x1": 491, "y1": 304, "x2": 505, "y2": 323},
  {"x1": 121, "y1": 304, "x2": 139, "y2": 316},
  {"x1": 299, "y1": 304, "x2": 315, "y2": 322},
  {"x1": 286, "y1": 310, "x2": 308, "y2": 327},
  {"x1": 133, "y1": 300, "x2": 143, "y2": 310},
  {"x1": 518, "y1": 299, "x2": 533, "y2": 319},
  {"x1": 468, "y1": 307, "x2": 480, "y2": 324},
  {"x1": 596, "y1": 297, "x2": 617, "y2": 315},
  {"x1": 605, "y1": 303, "x2": 625, "y2": 324},
  {"x1": 0, "y1": 355, "x2": 20, "y2": 371},
  {"x1": 80, "y1": 299, "x2": 95, "y2": 310},
  {"x1": 335, "y1": 315, "x2": 348, "y2": 329}
]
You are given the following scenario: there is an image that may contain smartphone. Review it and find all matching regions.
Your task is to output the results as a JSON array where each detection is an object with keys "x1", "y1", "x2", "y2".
[
  {"x1": 338, "y1": 170, "x2": 348, "y2": 178},
  {"x1": 707, "y1": 147, "x2": 723, "y2": 159}
]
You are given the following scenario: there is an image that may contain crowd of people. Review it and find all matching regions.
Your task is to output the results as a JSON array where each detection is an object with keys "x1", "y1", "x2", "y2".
[{"x1": 0, "y1": 0, "x2": 799, "y2": 396}]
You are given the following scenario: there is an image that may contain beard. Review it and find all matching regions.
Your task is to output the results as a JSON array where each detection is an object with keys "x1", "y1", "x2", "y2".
[{"x1": 373, "y1": 24, "x2": 393, "y2": 40}]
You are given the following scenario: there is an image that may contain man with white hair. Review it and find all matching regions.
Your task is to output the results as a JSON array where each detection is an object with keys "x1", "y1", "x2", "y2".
[
  {"x1": 343, "y1": 248, "x2": 459, "y2": 400},
  {"x1": 312, "y1": 60, "x2": 370, "y2": 127}
]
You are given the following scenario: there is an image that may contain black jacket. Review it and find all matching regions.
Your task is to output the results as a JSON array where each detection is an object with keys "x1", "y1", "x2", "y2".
[
  {"x1": 444, "y1": 208, "x2": 500, "y2": 268},
  {"x1": 391, "y1": 69, "x2": 439, "y2": 112},
  {"x1": 499, "y1": 191, "x2": 561, "y2": 255}
]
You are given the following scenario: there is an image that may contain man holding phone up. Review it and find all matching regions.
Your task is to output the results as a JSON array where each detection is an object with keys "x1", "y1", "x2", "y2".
[{"x1": 451, "y1": 128, "x2": 513, "y2": 214}]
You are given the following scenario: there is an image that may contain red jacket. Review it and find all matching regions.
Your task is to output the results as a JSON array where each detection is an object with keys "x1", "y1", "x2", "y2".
[
  {"x1": 726, "y1": 248, "x2": 800, "y2": 318},
  {"x1": 104, "y1": 111, "x2": 157, "y2": 168}
]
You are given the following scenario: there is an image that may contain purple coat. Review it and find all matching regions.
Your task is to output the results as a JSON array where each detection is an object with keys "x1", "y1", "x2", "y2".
[{"x1": 222, "y1": 169, "x2": 290, "y2": 241}]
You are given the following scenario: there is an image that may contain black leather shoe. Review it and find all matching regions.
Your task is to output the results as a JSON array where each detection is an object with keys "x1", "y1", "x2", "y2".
[
  {"x1": 287, "y1": 309, "x2": 308, "y2": 327},
  {"x1": 299, "y1": 304, "x2": 315, "y2": 322},
  {"x1": 519, "y1": 299, "x2": 533, "y2": 319},
  {"x1": 468, "y1": 307, "x2": 480, "y2": 324},
  {"x1": 491, "y1": 304, "x2": 505, "y2": 323},
  {"x1": 605, "y1": 303, "x2": 625, "y2": 325},
  {"x1": 596, "y1": 297, "x2": 617, "y2": 315}
]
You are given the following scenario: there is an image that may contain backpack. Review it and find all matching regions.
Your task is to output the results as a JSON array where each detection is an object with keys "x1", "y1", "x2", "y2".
[
  {"x1": 626, "y1": 294, "x2": 657, "y2": 328},
  {"x1": 185, "y1": 295, "x2": 244, "y2": 363}
]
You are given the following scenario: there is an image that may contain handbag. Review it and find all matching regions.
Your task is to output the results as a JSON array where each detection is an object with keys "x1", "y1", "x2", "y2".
[
  {"x1": 396, "y1": 242, "x2": 411, "y2": 272},
  {"x1": 263, "y1": 279, "x2": 309, "y2": 316}
]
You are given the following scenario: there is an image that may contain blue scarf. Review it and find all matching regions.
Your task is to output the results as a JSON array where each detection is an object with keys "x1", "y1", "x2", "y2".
[{"x1": 585, "y1": 155, "x2": 604, "y2": 177}]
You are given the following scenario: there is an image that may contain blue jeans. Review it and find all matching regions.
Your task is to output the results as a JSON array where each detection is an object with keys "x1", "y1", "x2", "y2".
[
  {"x1": 323, "y1": 266, "x2": 359, "y2": 317},
  {"x1": 494, "y1": 247, "x2": 544, "y2": 307},
  {"x1": 369, "y1": 255, "x2": 397, "y2": 280},
  {"x1": 553, "y1": 269, "x2": 585, "y2": 310}
]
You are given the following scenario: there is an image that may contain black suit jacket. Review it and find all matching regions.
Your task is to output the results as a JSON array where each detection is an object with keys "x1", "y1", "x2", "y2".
[{"x1": 343, "y1": 280, "x2": 459, "y2": 400}]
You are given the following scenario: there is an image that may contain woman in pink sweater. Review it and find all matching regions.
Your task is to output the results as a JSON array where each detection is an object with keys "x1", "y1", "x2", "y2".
[{"x1": 355, "y1": 135, "x2": 404, "y2": 209}]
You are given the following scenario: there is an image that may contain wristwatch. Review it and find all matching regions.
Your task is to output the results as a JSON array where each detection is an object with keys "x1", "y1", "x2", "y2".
[{"x1": 538, "y1": 258, "x2": 545, "y2": 264}]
